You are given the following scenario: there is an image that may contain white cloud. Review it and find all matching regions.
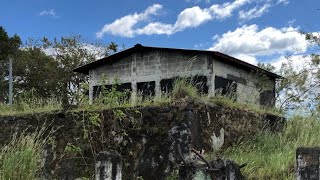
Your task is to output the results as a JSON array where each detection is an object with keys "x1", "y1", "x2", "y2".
[
  {"x1": 208, "y1": 24, "x2": 308, "y2": 62},
  {"x1": 185, "y1": 0, "x2": 211, "y2": 4},
  {"x1": 97, "y1": 0, "x2": 251, "y2": 38},
  {"x1": 277, "y1": 0, "x2": 290, "y2": 5},
  {"x1": 96, "y1": 4, "x2": 163, "y2": 38},
  {"x1": 210, "y1": 0, "x2": 251, "y2": 19},
  {"x1": 239, "y1": 3, "x2": 271, "y2": 21},
  {"x1": 173, "y1": 6, "x2": 212, "y2": 32},
  {"x1": 136, "y1": 22, "x2": 173, "y2": 35},
  {"x1": 270, "y1": 55, "x2": 311, "y2": 72},
  {"x1": 233, "y1": 54, "x2": 258, "y2": 65},
  {"x1": 39, "y1": 9, "x2": 57, "y2": 17}
]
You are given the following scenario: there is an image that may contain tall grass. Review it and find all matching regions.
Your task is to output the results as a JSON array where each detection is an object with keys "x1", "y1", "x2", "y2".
[
  {"x1": 172, "y1": 78, "x2": 199, "y2": 100},
  {"x1": 0, "y1": 97, "x2": 62, "y2": 116},
  {"x1": 0, "y1": 128, "x2": 47, "y2": 180},
  {"x1": 210, "y1": 116, "x2": 320, "y2": 180}
]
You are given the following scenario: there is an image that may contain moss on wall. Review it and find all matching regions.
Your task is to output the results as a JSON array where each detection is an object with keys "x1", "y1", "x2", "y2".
[{"x1": 0, "y1": 100, "x2": 284, "y2": 179}]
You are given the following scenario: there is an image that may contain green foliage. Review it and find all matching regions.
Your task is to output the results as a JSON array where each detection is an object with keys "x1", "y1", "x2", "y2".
[
  {"x1": 0, "y1": 26, "x2": 21, "y2": 103},
  {"x1": 172, "y1": 78, "x2": 199, "y2": 100},
  {"x1": 213, "y1": 116, "x2": 320, "y2": 180},
  {"x1": 165, "y1": 170, "x2": 179, "y2": 180},
  {"x1": 64, "y1": 143, "x2": 82, "y2": 154},
  {"x1": 13, "y1": 47, "x2": 61, "y2": 99},
  {"x1": 0, "y1": 92, "x2": 62, "y2": 116},
  {"x1": 113, "y1": 109, "x2": 126, "y2": 120},
  {"x1": 0, "y1": 26, "x2": 120, "y2": 105},
  {"x1": 93, "y1": 76, "x2": 130, "y2": 107},
  {"x1": 88, "y1": 112, "x2": 101, "y2": 127},
  {"x1": 0, "y1": 128, "x2": 47, "y2": 180}
]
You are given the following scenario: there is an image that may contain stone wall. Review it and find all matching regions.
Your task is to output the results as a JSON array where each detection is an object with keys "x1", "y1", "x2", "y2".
[{"x1": 0, "y1": 101, "x2": 284, "y2": 179}]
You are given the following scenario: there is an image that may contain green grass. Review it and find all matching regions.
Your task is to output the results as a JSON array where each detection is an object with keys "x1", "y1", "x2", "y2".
[
  {"x1": 0, "y1": 97, "x2": 62, "y2": 116},
  {"x1": 0, "y1": 127, "x2": 47, "y2": 180},
  {"x1": 207, "y1": 116, "x2": 320, "y2": 180},
  {"x1": 210, "y1": 95, "x2": 281, "y2": 116}
]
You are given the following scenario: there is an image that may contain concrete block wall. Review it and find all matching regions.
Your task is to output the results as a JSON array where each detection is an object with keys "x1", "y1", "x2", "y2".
[
  {"x1": 213, "y1": 60, "x2": 275, "y2": 104},
  {"x1": 88, "y1": 49, "x2": 275, "y2": 105}
]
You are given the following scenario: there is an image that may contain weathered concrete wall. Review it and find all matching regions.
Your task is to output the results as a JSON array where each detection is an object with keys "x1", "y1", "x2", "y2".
[
  {"x1": 89, "y1": 50, "x2": 210, "y2": 102},
  {"x1": 88, "y1": 49, "x2": 275, "y2": 106},
  {"x1": 213, "y1": 60, "x2": 275, "y2": 105},
  {"x1": 0, "y1": 102, "x2": 282, "y2": 179}
]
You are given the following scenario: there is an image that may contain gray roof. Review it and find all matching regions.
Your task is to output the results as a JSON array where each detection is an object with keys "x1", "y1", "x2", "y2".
[{"x1": 74, "y1": 44, "x2": 282, "y2": 79}]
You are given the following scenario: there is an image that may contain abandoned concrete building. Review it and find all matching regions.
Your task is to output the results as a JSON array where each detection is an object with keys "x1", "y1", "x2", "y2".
[{"x1": 74, "y1": 44, "x2": 281, "y2": 106}]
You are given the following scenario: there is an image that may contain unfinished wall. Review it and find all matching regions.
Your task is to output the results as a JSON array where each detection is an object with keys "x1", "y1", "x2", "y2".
[
  {"x1": 89, "y1": 49, "x2": 276, "y2": 106},
  {"x1": 212, "y1": 59, "x2": 275, "y2": 105},
  {"x1": 89, "y1": 50, "x2": 211, "y2": 102}
]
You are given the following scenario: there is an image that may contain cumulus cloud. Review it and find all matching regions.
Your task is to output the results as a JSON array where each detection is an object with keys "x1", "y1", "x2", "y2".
[
  {"x1": 96, "y1": 4, "x2": 163, "y2": 38},
  {"x1": 39, "y1": 9, "x2": 57, "y2": 17},
  {"x1": 270, "y1": 55, "x2": 311, "y2": 72},
  {"x1": 96, "y1": 0, "x2": 251, "y2": 38},
  {"x1": 210, "y1": 0, "x2": 250, "y2": 19},
  {"x1": 173, "y1": 6, "x2": 212, "y2": 32},
  {"x1": 208, "y1": 24, "x2": 308, "y2": 63},
  {"x1": 239, "y1": 3, "x2": 271, "y2": 21}
]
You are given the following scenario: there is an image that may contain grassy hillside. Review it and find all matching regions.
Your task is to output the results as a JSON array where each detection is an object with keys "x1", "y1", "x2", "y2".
[{"x1": 206, "y1": 115, "x2": 320, "y2": 180}]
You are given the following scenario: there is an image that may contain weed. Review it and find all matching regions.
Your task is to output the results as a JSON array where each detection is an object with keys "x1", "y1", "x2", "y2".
[
  {"x1": 0, "y1": 127, "x2": 48, "y2": 180},
  {"x1": 64, "y1": 143, "x2": 83, "y2": 154},
  {"x1": 172, "y1": 78, "x2": 199, "y2": 100},
  {"x1": 88, "y1": 112, "x2": 101, "y2": 127},
  {"x1": 208, "y1": 115, "x2": 320, "y2": 180}
]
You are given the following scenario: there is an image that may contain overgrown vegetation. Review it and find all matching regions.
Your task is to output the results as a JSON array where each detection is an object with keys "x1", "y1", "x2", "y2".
[
  {"x1": 0, "y1": 77, "x2": 281, "y2": 117},
  {"x1": 0, "y1": 93, "x2": 62, "y2": 116},
  {"x1": 206, "y1": 115, "x2": 320, "y2": 180},
  {"x1": 0, "y1": 128, "x2": 47, "y2": 180}
]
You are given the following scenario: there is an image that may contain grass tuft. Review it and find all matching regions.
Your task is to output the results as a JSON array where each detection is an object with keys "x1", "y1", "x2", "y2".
[
  {"x1": 172, "y1": 78, "x2": 199, "y2": 100},
  {"x1": 0, "y1": 127, "x2": 47, "y2": 180}
]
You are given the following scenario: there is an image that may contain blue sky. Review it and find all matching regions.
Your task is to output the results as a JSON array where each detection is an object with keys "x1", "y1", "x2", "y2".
[{"x1": 1, "y1": 0, "x2": 320, "y2": 65}]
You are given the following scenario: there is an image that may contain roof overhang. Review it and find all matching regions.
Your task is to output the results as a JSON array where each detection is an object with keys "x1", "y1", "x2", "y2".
[{"x1": 73, "y1": 44, "x2": 282, "y2": 79}]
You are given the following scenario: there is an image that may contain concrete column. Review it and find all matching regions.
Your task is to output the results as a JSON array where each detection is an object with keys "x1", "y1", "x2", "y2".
[
  {"x1": 296, "y1": 147, "x2": 320, "y2": 180},
  {"x1": 95, "y1": 151, "x2": 122, "y2": 180},
  {"x1": 155, "y1": 80, "x2": 161, "y2": 97},
  {"x1": 131, "y1": 81, "x2": 137, "y2": 105},
  {"x1": 8, "y1": 56, "x2": 13, "y2": 105},
  {"x1": 89, "y1": 71, "x2": 94, "y2": 104},
  {"x1": 209, "y1": 62, "x2": 216, "y2": 97},
  {"x1": 130, "y1": 53, "x2": 138, "y2": 105}
]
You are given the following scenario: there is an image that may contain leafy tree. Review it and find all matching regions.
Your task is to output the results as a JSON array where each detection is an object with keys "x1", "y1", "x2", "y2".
[
  {"x1": 40, "y1": 36, "x2": 118, "y2": 105},
  {"x1": 0, "y1": 26, "x2": 21, "y2": 103},
  {"x1": 13, "y1": 47, "x2": 61, "y2": 98},
  {"x1": 0, "y1": 27, "x2": 120, "y2": 105},
  {"x1": 258, "y1": 33, "x2": 320, "y2": 114}
]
